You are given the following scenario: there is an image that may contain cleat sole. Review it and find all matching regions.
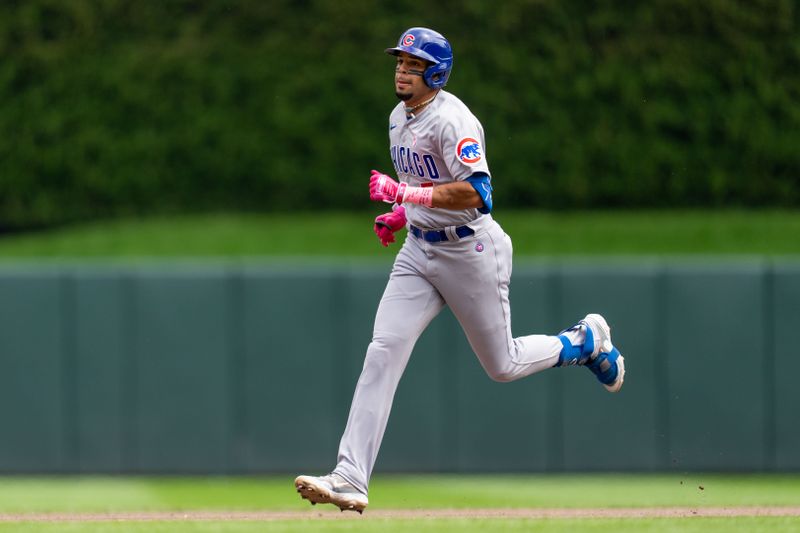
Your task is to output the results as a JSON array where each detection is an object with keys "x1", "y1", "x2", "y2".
[{"x1": 294, "y1": 475, "x2": 368, "y2": 514}]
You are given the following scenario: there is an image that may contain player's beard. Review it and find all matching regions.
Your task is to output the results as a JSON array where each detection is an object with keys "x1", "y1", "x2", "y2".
[{"x1": 395, "y1": 91, "x2": 412, "y2": 101}]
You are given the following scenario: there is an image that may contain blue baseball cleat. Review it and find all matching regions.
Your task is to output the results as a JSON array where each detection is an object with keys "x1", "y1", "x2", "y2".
[{"x1": 557, "y1": 313, "x2": 625, "y2": 393}]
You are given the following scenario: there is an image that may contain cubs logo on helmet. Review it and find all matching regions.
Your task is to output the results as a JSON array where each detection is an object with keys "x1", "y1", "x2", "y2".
[
  {"x1": 402, "y1": 33, "x2": 415, "y2": 46},
  {"x1": 456, "y1": 137, "x2": 482, "y2": 164}
]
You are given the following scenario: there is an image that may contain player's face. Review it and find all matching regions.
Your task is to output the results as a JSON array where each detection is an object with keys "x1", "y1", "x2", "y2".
[{"x1": 394, "y1": 52, "x2": 434, "y2": 103}]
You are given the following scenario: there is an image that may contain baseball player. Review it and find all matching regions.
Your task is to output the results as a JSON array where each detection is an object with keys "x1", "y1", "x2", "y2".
[{"x1": 295, "y1": 27, "x2": 625, "y2": 513}]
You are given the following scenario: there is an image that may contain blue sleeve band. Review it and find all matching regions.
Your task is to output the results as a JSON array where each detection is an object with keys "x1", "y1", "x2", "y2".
[{"x1": 466, "y1": 172, "x2": 493, "y2": 214}]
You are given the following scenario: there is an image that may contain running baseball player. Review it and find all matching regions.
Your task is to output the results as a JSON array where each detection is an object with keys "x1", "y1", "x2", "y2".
[{"x1": 295, "y1": 27, "x2": 625, "y2": 513}]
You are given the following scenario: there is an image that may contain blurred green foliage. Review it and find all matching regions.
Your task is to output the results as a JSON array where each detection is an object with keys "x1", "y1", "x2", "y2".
[{"x1": 1, "y1": 0, "x2": 798, "y2": 229}]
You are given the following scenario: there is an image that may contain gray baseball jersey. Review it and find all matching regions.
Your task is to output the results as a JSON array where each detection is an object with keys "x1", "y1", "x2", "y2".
[
  {"x1": 332, "y1": 89, "x2": 566, "y2": 495},
  {"x1": 387, "y1": 90, "x2": 490, "y2": 229}
]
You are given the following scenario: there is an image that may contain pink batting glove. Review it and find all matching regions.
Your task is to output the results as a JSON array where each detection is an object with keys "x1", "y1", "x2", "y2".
[
  {"x1": 373, "y1": 205, "x2": 406, "y2": 247},
  {"x1": 369, "y1": 169, "x2": 399, "y2": 203},
  {"x1": 374, "y1": 225, "x2": 395, "y2": 246}
]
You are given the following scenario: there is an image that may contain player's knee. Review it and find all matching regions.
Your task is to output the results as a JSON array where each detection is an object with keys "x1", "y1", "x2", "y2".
[
  {"x1": 364, "y1": 334, "x2": 406, "y2": 369},
  {"x1": 364, "y1": 339, "x2": 390, "y2": 368},
  {"x1": 485, "y1": 366, "x2": 516, "y2": 383},
  {"x1": 368, "y1": 334, "x2": 400, "y2": 355}
]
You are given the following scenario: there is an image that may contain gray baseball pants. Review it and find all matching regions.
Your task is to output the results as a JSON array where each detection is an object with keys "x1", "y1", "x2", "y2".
[{"x1": 333, "y1": 215, "x2": 565, "y2": 495}]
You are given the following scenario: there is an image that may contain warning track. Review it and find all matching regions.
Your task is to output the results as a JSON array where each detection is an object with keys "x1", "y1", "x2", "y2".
[{"x1": 1, "y1": 507, "x2": 799, "y2": 522}]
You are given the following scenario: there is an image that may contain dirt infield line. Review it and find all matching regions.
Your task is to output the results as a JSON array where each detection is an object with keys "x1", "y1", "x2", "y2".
[{"x1": 1, "y1": 507, "x2": 799, "y2": 522}]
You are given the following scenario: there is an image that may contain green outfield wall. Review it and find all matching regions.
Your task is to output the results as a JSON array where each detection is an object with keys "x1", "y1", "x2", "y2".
[{"x1": 0, "y1": 261, "x2": 797, "y2": 474}]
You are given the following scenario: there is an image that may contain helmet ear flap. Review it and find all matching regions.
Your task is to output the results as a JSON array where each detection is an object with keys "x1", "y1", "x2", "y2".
[{"x1": 424, "y1": 61, "x2": 452, "y2": 89}]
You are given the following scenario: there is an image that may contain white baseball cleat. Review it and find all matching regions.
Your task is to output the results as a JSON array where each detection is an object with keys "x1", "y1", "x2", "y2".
[
  {"x1": 602, "y1": 351, "x2": 625, "y2": 393},
  {"x1": 581, "y1": 313, "x2": 625, "y2": 393},
  {"x1": 295, "y1": 473, "x2": 368, "y2": 514},
  {"x1": 580, "y1": 313, "x2": 614, "y2": 358}
]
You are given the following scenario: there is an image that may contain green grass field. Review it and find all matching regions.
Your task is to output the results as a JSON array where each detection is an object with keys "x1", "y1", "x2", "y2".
[
  {"x1": 2, "y1": 213, "x2": 799, "y2": 532},
  {"x1": 1, "y1": 210, "x2": 800, "y2": 259},
  {"x1": 0, "y1": 475, "x2": 798, "y2": 532}
]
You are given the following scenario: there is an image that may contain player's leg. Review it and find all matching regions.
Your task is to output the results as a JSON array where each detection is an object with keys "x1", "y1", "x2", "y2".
[
  {"x1": 296, "y1": 238, "x2": 445, "y2": 510},
  {"x1": 333, "y1": 263, "x2": 444, "y2": 492},
  {"x1": 430, "y1": 222, "x2": 558, "y2": 381},
  {"x1": 431, "y1": 219, "x2": 623, "y2": 389}
]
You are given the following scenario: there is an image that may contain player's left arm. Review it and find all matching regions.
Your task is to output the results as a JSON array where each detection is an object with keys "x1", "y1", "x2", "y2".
[
  {"x1": 430, "y1": 181, "x2": 481, "y2": 209},
  {"x1": 370, "y1": 170, "x2": 492, "y2": 211},
  {"x1": 431, "y1": 173, "x2": 492, "y2": 212}
]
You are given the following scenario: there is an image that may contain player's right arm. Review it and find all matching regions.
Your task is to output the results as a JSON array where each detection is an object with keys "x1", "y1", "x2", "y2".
[{"x1": 373, "y1": 204, "x2": 406, "y2": 247}]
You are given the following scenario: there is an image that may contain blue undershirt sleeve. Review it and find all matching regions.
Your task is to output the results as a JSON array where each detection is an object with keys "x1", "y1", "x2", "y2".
[{"x1": 465, "y1": 172, "x2": 493, "y2": 214}]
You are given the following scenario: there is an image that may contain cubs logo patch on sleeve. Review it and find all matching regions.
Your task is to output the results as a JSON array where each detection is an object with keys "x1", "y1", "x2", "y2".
[{"x1": 456, "y1": 137, "x2": 482, "y2": 165}]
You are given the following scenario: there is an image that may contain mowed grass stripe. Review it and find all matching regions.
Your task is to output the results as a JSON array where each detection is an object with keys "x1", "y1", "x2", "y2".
[
  {"x1": 0, "y1": 475, "x2": 799, "y2": 513},
  {"x1": 1, "y1": 210, "x2": 799, "y2": 258}
]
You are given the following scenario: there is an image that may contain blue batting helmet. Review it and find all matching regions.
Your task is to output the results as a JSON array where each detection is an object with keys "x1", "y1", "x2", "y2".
[{"x1": 385, "y1": 27, "x2": 453, "y2": 89}]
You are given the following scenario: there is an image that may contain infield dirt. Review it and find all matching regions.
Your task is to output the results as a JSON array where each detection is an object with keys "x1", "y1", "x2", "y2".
[{"x1": 1, "y1": 507, "x2": 799, "y2": 522}]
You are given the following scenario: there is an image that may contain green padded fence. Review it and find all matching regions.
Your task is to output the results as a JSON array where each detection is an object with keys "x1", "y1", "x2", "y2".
[{"x1": 0, "y1": 261, "x2": 797, "y2": 474}]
